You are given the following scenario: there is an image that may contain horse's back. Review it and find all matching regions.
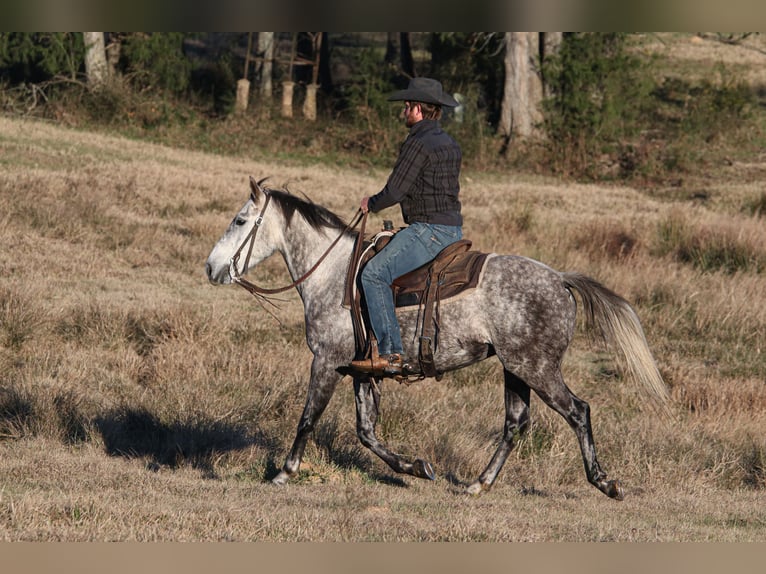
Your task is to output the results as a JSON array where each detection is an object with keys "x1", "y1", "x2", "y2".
[{"x1": 478, "y1": 253, "x2": 570, "y2": 301}]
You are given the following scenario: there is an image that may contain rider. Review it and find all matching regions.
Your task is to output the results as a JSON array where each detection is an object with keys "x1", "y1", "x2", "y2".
[{"x1": 350, "y1": 77, "x2": 463, "y2": 376}]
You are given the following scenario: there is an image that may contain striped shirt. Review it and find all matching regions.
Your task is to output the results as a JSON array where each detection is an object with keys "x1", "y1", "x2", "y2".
[{"x1": 368, "y1": 119, "x2": 462, "y2": 227}]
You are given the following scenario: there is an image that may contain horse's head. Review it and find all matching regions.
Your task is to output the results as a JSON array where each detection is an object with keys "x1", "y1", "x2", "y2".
[{"x1": 205, "y1": 176, "x2": 278, "y2": 285}]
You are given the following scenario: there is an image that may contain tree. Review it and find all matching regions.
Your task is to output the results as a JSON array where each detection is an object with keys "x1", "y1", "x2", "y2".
[
  {"x1": 104, "y1": 33, "x2": 123, "y2": 80},
  {"x1": 383, "y1": 32, "x2": 416, "y2": 80},
  {"x1": 541, "y1": 33, "x2": 653, "y2": 177},
  {"x1": 497, "y1": 32, "x2": 564, "y2": 144},
  {"x1": 384, "y1": 33, "x2": 399, "y2": 66},
  {"x1": 120, "y1": 33, "x2": 191, "y2": 95},
  {"x1": 400, "y1": 33, "x2": 415, "y2": 78},
  {"x1": 498, "y1": 32, "x2": 539, "y2": 140},
  {"x1": 83, "y1": 32, "x2": 108, "y2": 90},
  {"x1": 257, "y1": 32, "x2": 274, "y2": 98},
  {"x1": 542, "y1": 32, "x2": 563, "y2": 97}
]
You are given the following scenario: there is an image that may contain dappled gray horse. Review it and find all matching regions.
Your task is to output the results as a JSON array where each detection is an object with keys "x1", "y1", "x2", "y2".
[{"x1": 205, "y1": 177, "x2": 669, "y2": 499}]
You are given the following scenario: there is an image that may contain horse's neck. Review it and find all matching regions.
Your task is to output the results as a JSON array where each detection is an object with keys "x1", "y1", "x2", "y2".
[{"x1": 279, "y1": 222, "x2": 354, "y2": 304}]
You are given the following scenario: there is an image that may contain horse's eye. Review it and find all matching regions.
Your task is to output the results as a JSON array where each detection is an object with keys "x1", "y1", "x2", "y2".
[{"x1": 235, "y1": 217, "x2": 247, "y2": 226}]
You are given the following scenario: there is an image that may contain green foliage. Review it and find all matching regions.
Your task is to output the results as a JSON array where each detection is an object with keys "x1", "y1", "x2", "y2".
[
  {"x1": 0, "y1": 32, "x2": 84, "y2": 82},
  {"x1": 120, "y1": 33, "x2": 192, "y2": 95},
  {"x1": 327, "y1": 46, "x2": 403, "y2": 159},
  {"x1": 542, "y1": 33, "x2": 655, "y2": 178},
  {"x1": 334, "y1": 46, "x2": 397, "y2": 125},
  {"x1": 428, "y1": 33, "x2": 504, "y2": 163},
  {"x1": 188, "y1": 56, "x2": 237, "y2": 115},
  {"x1": 429, "y1": 33, "x2": 503, "y2": 104},
  {"x1": 542, "y1": 33, "x2": 759, "y2": 181},
  {"x1": 654, "y1": 69, "x2": 755, "y2": 138}
]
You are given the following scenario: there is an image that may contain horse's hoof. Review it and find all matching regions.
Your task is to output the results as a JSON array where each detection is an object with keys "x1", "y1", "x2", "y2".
[
  {"x1": 271, "y1": 470, "x2": 291, "y2": 486},
  {"x1": 413, "y1": 459, "x2": 435, "y2": 480},
  {"x1": 466, "y1": 481, "x2": 486, "y2": 496},
  {"x1": 604, "y1": 479, "x2": 624, "y2": 500}
]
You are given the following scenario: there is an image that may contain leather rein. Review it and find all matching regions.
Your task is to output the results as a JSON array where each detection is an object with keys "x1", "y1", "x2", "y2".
[{"x1": 228, "y1": 191, "x2": 367, "y2": 297}]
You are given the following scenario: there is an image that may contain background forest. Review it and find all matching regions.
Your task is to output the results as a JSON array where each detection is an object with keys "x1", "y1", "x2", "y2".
[{"x1": 2, "y1": 32, "x2": 764, "y2": 183}]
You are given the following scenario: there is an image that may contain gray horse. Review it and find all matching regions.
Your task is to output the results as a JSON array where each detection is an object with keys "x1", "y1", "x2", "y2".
[{"x1": 205, "y1": 177, "x2": 670, "y2": 499}]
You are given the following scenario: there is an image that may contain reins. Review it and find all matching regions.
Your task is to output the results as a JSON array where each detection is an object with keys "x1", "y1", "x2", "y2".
[{"x1": 229, "y1": 192, "x2": 367, "y2": 297}]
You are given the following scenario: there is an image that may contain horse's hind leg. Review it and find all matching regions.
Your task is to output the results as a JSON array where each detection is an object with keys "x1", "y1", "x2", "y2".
[
  {"x1": 467, "y1": 369, "x2": 530, "y2": 495},
  {"x1": 534, "y1": 369, "x2": 624, "y2": 500},
  {"x1": 353, "y1": 376, "x2": 435, "y2": 481}
]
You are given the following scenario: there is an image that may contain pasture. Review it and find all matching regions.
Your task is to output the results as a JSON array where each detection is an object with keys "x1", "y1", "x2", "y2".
[{"x1": 1, "y1": 109, "x2": 765, "y2": 541}]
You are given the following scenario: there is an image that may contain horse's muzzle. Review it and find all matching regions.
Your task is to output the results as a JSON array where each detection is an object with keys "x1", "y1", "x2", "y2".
[{"x1": 205, "y1": 261, "x2": 231, "y2": 285}]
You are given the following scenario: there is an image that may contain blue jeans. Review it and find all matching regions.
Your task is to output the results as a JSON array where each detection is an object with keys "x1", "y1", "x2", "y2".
[{"x1": 361, "y1": 222, "x2": 462, "y2": 356}]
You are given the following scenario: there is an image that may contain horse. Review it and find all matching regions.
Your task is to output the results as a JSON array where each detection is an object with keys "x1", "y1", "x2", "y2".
[{"x1": 205, "y1": 176, "x2": 670, "y2": 499}]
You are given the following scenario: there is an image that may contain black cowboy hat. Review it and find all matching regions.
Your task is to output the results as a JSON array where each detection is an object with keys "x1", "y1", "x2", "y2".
[{"x1": 387, "y1": 77, "x2": 459, "y2": 107}]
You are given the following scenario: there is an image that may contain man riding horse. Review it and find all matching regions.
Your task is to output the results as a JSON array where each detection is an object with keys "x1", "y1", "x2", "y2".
[{"x1": 350, "y1": 77, "x2": 463, "y2": 378}]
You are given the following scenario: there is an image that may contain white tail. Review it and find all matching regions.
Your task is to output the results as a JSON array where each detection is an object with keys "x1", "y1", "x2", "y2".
[{"x1": 563, "y1": 273, "x2": 672, "y2": 416}]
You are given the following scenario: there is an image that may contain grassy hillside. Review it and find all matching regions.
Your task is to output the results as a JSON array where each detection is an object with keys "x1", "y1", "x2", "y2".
[{"x1": 1, "y1": 107, "x2": 764, "y2": 540}]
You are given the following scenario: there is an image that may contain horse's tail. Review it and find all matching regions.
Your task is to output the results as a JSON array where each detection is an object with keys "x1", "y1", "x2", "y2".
[{"x1": 562, "y1": 272, "x2": 671, "y2": 415}]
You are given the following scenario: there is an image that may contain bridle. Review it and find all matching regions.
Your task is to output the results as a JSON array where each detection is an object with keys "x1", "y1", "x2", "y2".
[{"x1": 228, "y1": 189, "x2": 366, "y2": 298}]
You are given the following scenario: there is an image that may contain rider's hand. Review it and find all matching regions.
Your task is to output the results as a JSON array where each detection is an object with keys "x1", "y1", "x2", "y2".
[{"x1": 360, "y1": 196, "x2": 370, "y2": 214}]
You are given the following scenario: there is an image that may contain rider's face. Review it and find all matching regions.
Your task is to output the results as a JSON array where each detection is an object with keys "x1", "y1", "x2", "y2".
[{"x1": 403, "y1": 101, "x2": 422, "y2": 127}]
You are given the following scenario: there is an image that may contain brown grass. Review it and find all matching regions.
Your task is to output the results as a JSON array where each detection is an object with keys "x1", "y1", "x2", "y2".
[{"x1": 1, "y1": 104, "x2": 765, "y2": 541}]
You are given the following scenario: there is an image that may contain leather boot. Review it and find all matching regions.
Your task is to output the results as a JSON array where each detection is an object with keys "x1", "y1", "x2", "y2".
[{"x1": 350, "y1": 353, "x2": 413, "y2": 375}]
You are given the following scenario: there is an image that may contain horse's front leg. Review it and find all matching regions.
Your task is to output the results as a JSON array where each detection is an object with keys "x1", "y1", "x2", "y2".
[
  {"x1": 272, "y1": 357, "x2": 342, "y2": 485},
  {"x1": 353, "y1": 376, "x2": 435, "y2": 481}
]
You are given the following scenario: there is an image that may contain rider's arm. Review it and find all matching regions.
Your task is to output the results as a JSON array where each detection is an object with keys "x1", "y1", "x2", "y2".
[{"x1": 367, "y1": 136, "x2": 426, "y2": 213}]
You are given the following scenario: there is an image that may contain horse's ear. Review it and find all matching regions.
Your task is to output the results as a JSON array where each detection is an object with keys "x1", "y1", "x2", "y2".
[
  {"x1": 249, "y1": 176, "x2": 260, "y2": 202},
  {"x1": 249, "y1": 176, "x2": 269, "y2": 203}
]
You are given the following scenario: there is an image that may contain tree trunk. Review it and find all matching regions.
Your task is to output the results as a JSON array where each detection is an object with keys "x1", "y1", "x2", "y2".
[
  {"x1": 498, "y1": 32, "x2": 542, "y2": 140},
  {"x1": 83, "y1": 32, "x2": 108, "y2": 90},
  {"x1": 257, "y1": 32, "x2": 274, "y2": 98},
  {"x1": 105, "y1": 33, "x2": 122, "y2": 80},
  {"x1": 385, "y1": 33, "x2": 399, "y2": 65},
  {"x1": 318, "y1": 32, "x2": 332, "y2": 93},
  {"x1": 309, "y1": 32, "x2": 322, "y2": 85},
  {"x1": 543, "y1": 32, "x2": 563, "y2": 58},
  {"x1": 541, "y1": 32, "x2": 563, "y2": 97},
  {"x1": 527, "y1": 32, "x2": 543, "y2": 130},
  {"x1": 400, "y1": 33, "x2": 415, "y2": 77}
]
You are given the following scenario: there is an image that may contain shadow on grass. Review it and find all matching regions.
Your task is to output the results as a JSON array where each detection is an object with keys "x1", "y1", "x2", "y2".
[
  {"x1": 2, "y1": 391, "x2": 415, "y2": 487},
  {"x1": 93, "y1": 406, "x2": 277, "y2": 479},
  {"x1": 0, "y1": 386, "x2": 35, "y2": 440}
]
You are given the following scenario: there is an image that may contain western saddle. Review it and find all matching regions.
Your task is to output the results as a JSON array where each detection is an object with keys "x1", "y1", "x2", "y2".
[{"x1": 344, "y1": 223, "x2": 489, "y2": 382}]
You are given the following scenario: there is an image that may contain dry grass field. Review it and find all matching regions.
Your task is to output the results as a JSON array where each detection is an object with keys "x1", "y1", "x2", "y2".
[{"x1": 1, "y1": 39, "x2": 766, "y2": 540}]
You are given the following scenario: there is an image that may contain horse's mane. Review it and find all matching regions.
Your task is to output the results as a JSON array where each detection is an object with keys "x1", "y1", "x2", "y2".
[{"x1": 267, "y1": 187, "x2": 349, "y2": 233}]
